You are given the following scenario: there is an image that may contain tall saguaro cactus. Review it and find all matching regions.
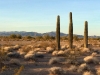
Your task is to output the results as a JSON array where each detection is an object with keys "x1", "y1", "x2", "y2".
[
  {"x1": 84, "y1": 21, "x2": 88, "y2": 48},
  {"x1": 68, "y1": 12, "x2": 73, "y2": 49},
  {"x1": 56, "y1": 15, "x2": 60, "y2": 50}
]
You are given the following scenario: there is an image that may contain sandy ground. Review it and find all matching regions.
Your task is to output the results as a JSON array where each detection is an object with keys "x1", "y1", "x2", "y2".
[{"x1": 0, "y1": 40, "x2": 100, "y2": 75}]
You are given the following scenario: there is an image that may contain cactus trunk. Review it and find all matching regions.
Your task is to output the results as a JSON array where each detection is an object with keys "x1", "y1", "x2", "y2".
[
  {"x1": 56, "y1": 15, "x2": 60, "y2": 50},
  {"x1": 84, "y1": 21, "x2": 88, "y2": 48},
  {"x1": 68, "y1": 12, "x2": 73, "y2": 49}
]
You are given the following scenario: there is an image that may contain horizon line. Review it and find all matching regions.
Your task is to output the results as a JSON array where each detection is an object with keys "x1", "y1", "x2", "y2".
[{"x1": 0, "y1": 31, "x2": 99, "y2": 36}]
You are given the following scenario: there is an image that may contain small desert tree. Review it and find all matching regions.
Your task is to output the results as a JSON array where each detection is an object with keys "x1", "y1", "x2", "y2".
[
  {"x1": 73, "y1": 35, "x2": 79, "y2": 41},
  {"x1": 42, "y1": 34, "x2": 50, "y2": 40},
  {"x1": 16, "y1": 34, "x2": 22, "y2": 39},
  {"x1": 9, "y1": 34, "x2": 17, "y2": 39}
]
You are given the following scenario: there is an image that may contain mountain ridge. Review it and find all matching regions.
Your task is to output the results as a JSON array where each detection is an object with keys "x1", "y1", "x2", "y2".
[{"x1": 0, "y1": 31, "x2": 99, "y2": 38}]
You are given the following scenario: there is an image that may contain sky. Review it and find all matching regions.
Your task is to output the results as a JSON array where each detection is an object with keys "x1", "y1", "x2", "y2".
[{"x1": 0, "y1": 0, "x2": 100, "y2": 35}]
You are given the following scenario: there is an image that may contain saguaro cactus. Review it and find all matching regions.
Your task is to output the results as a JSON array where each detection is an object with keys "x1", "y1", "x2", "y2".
[
  {"x1": 56, "y1": 15, "x2": 60, "y2": 50},
  {"x1": 84, "y1": 21, "x2": 88, "y2": 48},
  {"x1": 68, "y1": 12, "x2": 73, "y2": 49}
]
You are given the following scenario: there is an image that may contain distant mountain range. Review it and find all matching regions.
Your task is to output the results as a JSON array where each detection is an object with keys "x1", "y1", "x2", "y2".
[
  {"x1": 0, "y1": 31, "x2": 99, "y2": 38},
  {"x1": 0, "y1": 31, "x2": 67, "y2": 36}
]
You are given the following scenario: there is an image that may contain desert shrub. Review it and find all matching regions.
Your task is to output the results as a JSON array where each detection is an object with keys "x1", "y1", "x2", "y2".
[
  {"x1": 13, "y1": 45, "x2": 20, "y2": 50},
  {"x1": 9, "y1": 34, "x2": 22, "y2": 39},
  {"x1": 65, "y1": 59, "x2": 73, "y2": 64},
  {"x1": 64, "y1": 49, "x2": 70, "y2": 54},
  {"x1": 96, "y1": 68, "x2": 100, "y2": 75},
  {"x1": 33, "y1": 48, "x2": 42, "y2": 52},
  {"x1": 49, "y1": 57, "x2": 61, "y2": 65},
  {"x1": 0, "y1": 66, "x2": 7, "y2": 73},
  {"x1": 91, "y1": 52, "x2": 97, "y2": 56},
  {"x1": 18, "y1": 51, "x2": 26, "y2": 56},
  {"x1": 52, "y1": 51, "x2": 58, "y2": 56},
  {"x1": 0, "y1": 48, "x2": 7, "y2": 67},
  {"x1": 49, "y1": 41, "x2": 56, "y2": 49},
  {"x1": 60, "y1": 36, "x2": 68, "y2": 40},
  {"x1": 73, "y1": 35, "x2": 79, "y2": 41},
  {"x1": 3, "y1": 46, "x2": 13, "y2": 53},
  {"x1": 21, "y1": 45, "x2": 33, "y2": 53},
  {"x1": 9, "y1": 34, "x2": 17, "y2": 38},
  {"x1": 49, "y1": 67, "x2": 64, "y2": 75},
  {"x1": 52, "y1": 50, "x2": 65, "y2": 56},
  {"x1": 50, "y1": 36, "x2": 55, "y2": 40},
  {"x1": 42, "y1": 34, "x2": 55, "y2": 41},
  {"x1": 27, "y1": 50, "x2": 35, "y2": 54},
  {"x1": 33, "y1": 41, "x2": 49, "y2": 49},
  {"x1": 7, "y1": 52, "x2": 20, "y2": 58},
  {"x1": 57, "y1": 51, "x2": 65, "y2": 56},
  {"x1": 65, "y1": 59, "x2": 79, "y2": 65},
  {"x1": 81, "y1": 48, "x2": 91, "y2": 53},
  {"x1": 68, "y1": 65, "x2": 77, "y2": 72},
  {"x1": 34, "y1": 36, "x2": 43, "y2": 41},
  {"x1": 9, "y1": 59, "x2": 21, "y2": 66},
  {"x1": 93, "y1": 49, "x2": 100, "y2": 54},
  {"x1": 77, "y1": 63, "x2": 90, "y2": 73},
  {"x1": 42, "y1": 34, "x2": 51, "y2": 40},
  {"x1": 83, "y1": 71, "x2": 94, "y2": 75},
  {"x1": 35, "y1": 52, "x2": 45, "y2": 58},
  {"x1": 65, "y1": 48, "x2": 81, "y2": 65},
  {"x1": 25, "y1": 35, "x2": 32, "y2": 39},
  {"x1": 24, "y1": 53, "x2": 36, "y2": 61},
  {"x1": 84, "y1": 56, "x2": 99, "y2": 64},
  {"x1": 16, "y1": 34, "x2": 22, "y2": 39},
  {"x1": 61, "y1": 45, "x2": 67, "y2": 50},
  {"x1": 46, "y1": 47, "x2": 54, "y2": 53}
]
